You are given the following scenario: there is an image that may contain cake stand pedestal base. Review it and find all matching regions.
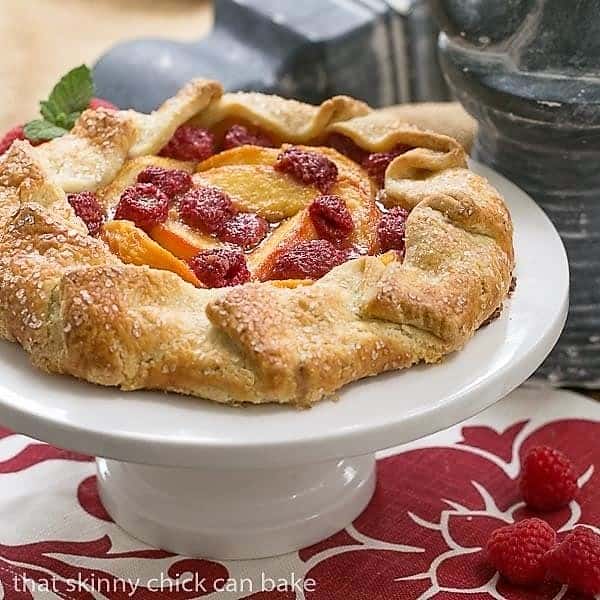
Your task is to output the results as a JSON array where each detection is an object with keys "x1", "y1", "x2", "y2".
[{"x1": 96, "y1": 454, "x2": 376, "y2": 560}]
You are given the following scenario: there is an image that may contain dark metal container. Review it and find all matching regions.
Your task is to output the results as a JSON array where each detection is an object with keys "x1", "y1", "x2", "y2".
[
  {"x1": 94, "y1": 0, "x2": 449, "y2": 111},
  {"x1": 433, "y1": 0, "x2": 600, "y2": 387}
]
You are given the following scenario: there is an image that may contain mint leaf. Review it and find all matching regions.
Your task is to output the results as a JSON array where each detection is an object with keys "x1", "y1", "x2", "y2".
[
  {"x1": 39, "y1": 100, "x2": 60, "y2": 123},
  {"x1": 27, "y1": 65, "x2": 94, "y2": 140},
  {"x1": 39, "y1": 65, "x2": 93, "y2": 127},
  {"x1": 24, "y1": 119, "x2": 69, "y2": 142},
  {"x1": 40, "y1": 104, "x2": 82, "y2": 130}
]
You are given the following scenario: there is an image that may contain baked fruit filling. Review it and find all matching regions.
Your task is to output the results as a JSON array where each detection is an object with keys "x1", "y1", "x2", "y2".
[{"x1": 67, "y1": 123, "x2": 411, "y2": 288}]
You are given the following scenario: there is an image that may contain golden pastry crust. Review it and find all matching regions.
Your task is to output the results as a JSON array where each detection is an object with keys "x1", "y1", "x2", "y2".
[
  {"x1": 190, "y1": 90, "x2": 370, "y2": 143},
  {"x1": 0, "y1": 79, "x2": 514, "y2": 407},
  {"x1": 371, "y1": 103, "x2": 477, "y2": 151}
]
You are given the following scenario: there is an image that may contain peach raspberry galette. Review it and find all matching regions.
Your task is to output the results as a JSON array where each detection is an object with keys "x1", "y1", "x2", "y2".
[{"x1": 0, "y1": 66, "x2": 514, "y2": 407}]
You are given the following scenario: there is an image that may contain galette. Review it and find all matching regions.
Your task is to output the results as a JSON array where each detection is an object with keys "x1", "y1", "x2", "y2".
[{"x1": 0, "y1": 67, "x2": 514, "y2": 406}]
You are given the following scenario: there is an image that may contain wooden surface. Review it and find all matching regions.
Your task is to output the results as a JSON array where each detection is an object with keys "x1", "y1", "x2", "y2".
[
  {"x1": 1, "y1": 0, "x2": 596, "y2": 400},
  {"x1": 0, "y1": 0, "x2": 213, "y2": 131}
]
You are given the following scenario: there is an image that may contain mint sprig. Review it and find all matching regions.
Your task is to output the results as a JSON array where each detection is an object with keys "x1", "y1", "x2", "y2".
[
  {"x1": 23, "y1": 120, "x2": 69, "y2": 142},
  {"x1": 24, "y1": 65, "x2": 94, "y2": 142}
]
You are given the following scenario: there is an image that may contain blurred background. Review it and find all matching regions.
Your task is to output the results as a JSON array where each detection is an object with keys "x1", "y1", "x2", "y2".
[{"x1": 0, "y1": 0, "x2": 212, "y2": 131}]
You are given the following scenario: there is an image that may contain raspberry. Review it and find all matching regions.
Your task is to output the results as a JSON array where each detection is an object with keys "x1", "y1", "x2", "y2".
[
  {"x1": 309, "y1": 195, "x2": 354, "y2": 241},
  {"x1": 325, "y1": 133, "x2": 368, "y2": 164},
  {"x1": 270, "y1": 239, "x2": 348, "y2": 280},
  {"x1": 137, "y1": 166, "x2": 192, "y2": 200},
  {"x1": 377, "y1": 207, "x2": 409, "y2": 254},
  {"x1": 486, "y1": 518, "x2": 556, "y2": 586},
  {"x1": 179, "y1": 186, "x2": 236, "y2": 234},
  {"x1": 545, "y1": 527, "x2": 600, "y2": 597},
  {"x1": 223, "y1": 124, "x2": 273, "y2": 150},
  {"x1": 218, "y1": 213, "x2": 269, "y2": 248},
  {"x1": 67, "y1": 191, "x2": 105, "y2": 236},
  {"x1": 0, "y1": 125, "x2": 26, "y2": 155},
  {"x1": 188, "y1": 249, "x2": 250, "y2": 288},
  {"x1": 89, "y1": 97, "x2": 118, "y2": 111},
  {"x1": 520, "y1": 446, "x2": 578, "y2": 512},
  {"x1": 114, "y1": 183, "x2": 169, "y2": 231},
  {"x1": 275, "y1": 147, "x2": 338, "y2": 193},
  {"x1": 362, "y1": 143, "x2": 411, "y2": 186},
  {"x1": 159, "y1": 125, "x2": 215, "y2": 162}
]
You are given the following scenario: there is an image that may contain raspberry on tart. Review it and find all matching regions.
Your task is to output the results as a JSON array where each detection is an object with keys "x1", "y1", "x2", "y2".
[
  {"x1": 159, "y1": 125, "x2": 215, "y2": 161},
  {"x1": 114, "y1": 183, "x2": 169, "y2": 231},
  {"x1": 223, "y1": 124, "x2": 274, "y2": 150},
  {"x1": 275, "y1": 147, "x2": 338, "y2": 193},
  {"x1": 189, "y1": 248, "x2": 250, "y2": 288},
  {"x1": 269, "y1": 240, "x2": 349, "y2": 280},
  {"x1": 309, "y1": 195, "x2": 354, "y2": 242},
  {"x1": 179, "y1": 186, "x2": 236, "y2": 234},
  {"x1": 67, "y1": 191, "x2": 105, "y2": 236},
  {"x1": 378, "y1": 207, "x2": 409, "y2": 255},
  {"x1": 0, "y1": 125, "x2": 26, "y2": 155},
  {"x1": 89, "y1": 97, "x2": 118, "y2": 111},
  {"x1": 362, "y1": 143, "x2": 411, "y2": 186},
  {"x1": 218, "y1": 212, "x2": 269, "y2": 248},
  {"x1": 137, "y1": 166, "x2": 193, "y2": 200}
]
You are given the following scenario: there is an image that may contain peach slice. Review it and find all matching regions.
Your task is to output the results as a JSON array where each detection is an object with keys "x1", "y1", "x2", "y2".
[
  {"x1": 150, "y1": 220, "x2": 220, "y2": 261},
  {"x1": 197, "y1": 146, "x2": 318, "y2": 221},
  {"x1": 194, "y1": 165, "x2": 319, "y2": 221},
  {"x1": 102, "y1": 220, "x2": 201, "y2": 286},
  {"x1": 198, "y1": 146, "x2": 280, "y2": 170},
  {"x1": 249, "y1": 209, "x2": 317, "y2": 281},
  {"x1": 332, "y1": 178, "x2": 379, "y2": 254}
]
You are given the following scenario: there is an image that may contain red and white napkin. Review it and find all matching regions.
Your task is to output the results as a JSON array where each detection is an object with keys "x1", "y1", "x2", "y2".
[{"x1": 0, "y1": 381, "x2": 598, "y2": 599}]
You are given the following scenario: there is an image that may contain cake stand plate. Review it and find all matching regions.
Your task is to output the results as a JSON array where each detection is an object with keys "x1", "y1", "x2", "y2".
[{"x1": 0, "y1": 163, "x2": 568, "y2": 559}]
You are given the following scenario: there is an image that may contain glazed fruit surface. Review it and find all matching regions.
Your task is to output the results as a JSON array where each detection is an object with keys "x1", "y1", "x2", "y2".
[{"x1": 69, "y1": 124, "x2": 410, "y2": 288}]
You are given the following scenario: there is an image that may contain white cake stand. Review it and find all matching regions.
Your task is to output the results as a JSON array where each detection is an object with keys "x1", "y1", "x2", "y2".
[{"x1": 0, "y1": 164, "x2": 568, "y2": 559}]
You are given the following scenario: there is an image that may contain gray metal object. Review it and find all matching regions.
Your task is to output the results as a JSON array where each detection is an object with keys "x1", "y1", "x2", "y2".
[
  {"x1": 434, "y1": 0, "x2": 600, "y2": 387},
  {"x1": 93, "y1": 0, "x2": 449, "y2": 112}
]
